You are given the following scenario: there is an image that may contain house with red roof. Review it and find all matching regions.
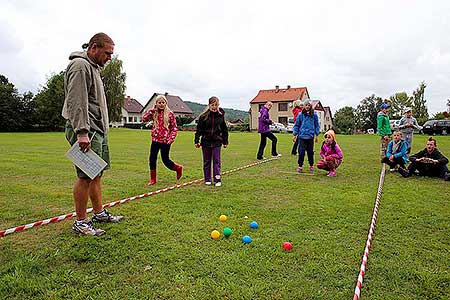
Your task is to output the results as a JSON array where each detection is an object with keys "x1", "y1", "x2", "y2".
[
  {"x1": 142, "y1": 93, "x2": 194, "y2": 118},
  {"x1": 249, "y1": 85, "x2": 332, "y2": 132},
  {"x1": 111, "y1": 96, "x2": 144, "y2": 127}
]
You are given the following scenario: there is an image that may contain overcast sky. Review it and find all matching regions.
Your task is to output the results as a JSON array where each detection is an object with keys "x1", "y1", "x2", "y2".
[{"x1": 1, "y1": 0, "x2": 450, "y2": 114}]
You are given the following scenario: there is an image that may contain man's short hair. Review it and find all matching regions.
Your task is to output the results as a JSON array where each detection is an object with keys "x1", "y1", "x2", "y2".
[
  {"x1": 82, "y1": 33, "x2": 114, "y2": 50},
  {"x1": 428, "y1": 137, "x2": 436, "y2": 146}
]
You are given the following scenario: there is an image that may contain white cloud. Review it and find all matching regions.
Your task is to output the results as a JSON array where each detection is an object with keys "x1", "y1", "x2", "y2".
[{"x1": 1, "y1": 0, "x2": 449, "y2": 114}]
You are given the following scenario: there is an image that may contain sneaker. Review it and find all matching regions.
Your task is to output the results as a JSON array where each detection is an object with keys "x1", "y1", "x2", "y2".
[
  {"x1": 257, "y1": 157, "x2": 266, "y2": 160},
  {"x1": 398, "y1": 167, "x2": 410, "y2": 178},
  {"x1": 205, "y1": 181, "x2": 212, "y2": 185},
  {"x1": 444, "y1": 172, "x2": 450, "y2": 181},
  {"x1": 327, "y1": 170, "x2": 337, "y2": 177},
  {"x1": 92, "y1": 209, "x2": 124, "y2": 223},
  {"x1": 309, "y1": 166, "x2": 314, "y2": 174},
  {"x1": 272, "y1": 153, "x2": 282, "y2": 158},
  {"x1": 297, "y1": 166, "x2": 302, "y2": 173},
  {"x1": 215, "y1": 182, "x2": 222, "y2": 187},
  {"x1": 389, "y1": 168, "x2": 396, "y2": 173},
  {"x1": 72, "y1": 219, "x2": 106, "y2": 236}
]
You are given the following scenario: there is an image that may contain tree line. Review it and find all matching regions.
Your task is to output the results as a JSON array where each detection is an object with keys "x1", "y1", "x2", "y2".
[
  {"x1": 333, "y1": 82, "x2": 449, "y2": 134},
  {"x1": 0, "y1": 56, "x2": 126, "y2": 132}
]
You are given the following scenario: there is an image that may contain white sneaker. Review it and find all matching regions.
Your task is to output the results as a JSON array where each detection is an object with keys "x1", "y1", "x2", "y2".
[
  {"x1": 205, "y1": 181, "x2": 212, "y2": 185},
  {"x1": 215, "y1": 182, "x2": 222, "y2": 187},
  {"x1": 272, "y1": 154, "x2": 282, "y2": 158}
]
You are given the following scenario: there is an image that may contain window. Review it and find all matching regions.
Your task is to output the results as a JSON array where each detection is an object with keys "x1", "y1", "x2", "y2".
[
  {"x1": 134, "y1": 116, "x2": 138, "y2": 123},
  {"x1": 278, "y1": 103, "x2": 288, "y2": 111},
  {"x1": 128, "y1": 117, "x2": 133, "y2": 122},
  {"x1": 278, "y1": 117, "x2": 288, "y2": 125},
  {"x1": 258, "y1": 104, "x2": 264, "y2": 112}
]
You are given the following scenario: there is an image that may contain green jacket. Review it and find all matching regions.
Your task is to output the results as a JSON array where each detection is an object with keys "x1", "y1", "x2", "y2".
[{"x1": 377, "y1": 112, "x2": 391, "y2": 137}]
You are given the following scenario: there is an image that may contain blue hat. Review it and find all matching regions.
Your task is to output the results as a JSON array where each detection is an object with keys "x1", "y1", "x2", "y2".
[{"x1": 380, "y1": 103, "x2": 390, "y2": 109}]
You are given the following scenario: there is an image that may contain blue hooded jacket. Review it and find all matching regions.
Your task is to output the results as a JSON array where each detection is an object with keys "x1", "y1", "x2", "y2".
[
  {"x1": 293, "y1": 111, "x2": 320, "y2": 139},
  {"x1": 386, "y1": 140, "x2": 408, "y2": 164}
]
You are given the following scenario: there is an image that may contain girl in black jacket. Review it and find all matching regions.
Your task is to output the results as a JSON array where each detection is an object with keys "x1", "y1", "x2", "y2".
[{"x1": 195, "y1": 96, "x2": 229, "y2": 186}]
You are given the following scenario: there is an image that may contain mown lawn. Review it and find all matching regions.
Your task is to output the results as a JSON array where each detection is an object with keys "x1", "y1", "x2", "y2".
[{"x1": 0, "y1": 130, "x2": 449, "y2": 300}]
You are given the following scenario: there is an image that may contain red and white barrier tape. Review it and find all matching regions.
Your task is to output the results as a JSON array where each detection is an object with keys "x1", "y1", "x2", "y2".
[
  {"x1": 0, "y1": 157, "x2": 278, "y2": 237},
  {"x1": 353, "y1": 165, "x2": 386, "y2": 300}
]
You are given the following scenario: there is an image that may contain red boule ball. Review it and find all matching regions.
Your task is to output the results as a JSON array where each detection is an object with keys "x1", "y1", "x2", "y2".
[{"x1": 282, "y1": 242, "x2": 293, "y2": 251}]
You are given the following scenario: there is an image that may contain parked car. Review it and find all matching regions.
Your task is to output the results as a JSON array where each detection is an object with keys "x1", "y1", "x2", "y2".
[
  {"x1": 422, "y1": 119, "x2": 450, "y2": 135},
  {"x1": 269, "y1": 122, "x2": 288, "y2": 133}
]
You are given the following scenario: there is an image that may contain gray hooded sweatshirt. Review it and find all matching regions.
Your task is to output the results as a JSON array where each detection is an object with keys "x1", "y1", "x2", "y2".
[{"x1": 62, "y1": 51, "x2": 109, "y2": 135}]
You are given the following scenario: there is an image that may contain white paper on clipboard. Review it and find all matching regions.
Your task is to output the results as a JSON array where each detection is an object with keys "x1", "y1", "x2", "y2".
[{"x1": 66, "y1": 142, "x2": 107, "y2": 179}]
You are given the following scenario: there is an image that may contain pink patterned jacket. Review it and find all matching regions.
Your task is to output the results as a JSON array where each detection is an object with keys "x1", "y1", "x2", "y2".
[{"x1": 142, "y1": 109, "x2": 178, "y2": 144}]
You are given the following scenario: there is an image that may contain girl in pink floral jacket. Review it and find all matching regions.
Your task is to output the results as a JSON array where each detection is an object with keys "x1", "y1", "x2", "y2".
[
  {"x1": 142, "y1": 95, "x2": 183, "y2": 185},
  {"x1": 317, "y1": 129, "x2": 343, "y2": 177}
]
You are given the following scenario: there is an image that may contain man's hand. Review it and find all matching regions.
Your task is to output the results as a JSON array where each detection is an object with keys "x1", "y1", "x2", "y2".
[
  {"x1": 389, "y1": 155, "x2": 394, "y2": 162},
  {"x1": 315, "y1": 136, "x2": 318, "y2": 143},
  {"x1": 292, "y1": 136, "x2": 297, "y2": 142},
  {"x1": 223, "y1": 144, "x2": 228, "y2": 148},
  {"x1": 195, "y1": 143, "x2": 201, "y2": 148},
  {"x1": 77, "y1": 133, "x2": 90, "y2": 152}
]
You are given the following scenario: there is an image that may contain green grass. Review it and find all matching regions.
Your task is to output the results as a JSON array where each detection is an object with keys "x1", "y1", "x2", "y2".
[{"x1": 0, "y1": 130, "x2": 449, "y2": 300}]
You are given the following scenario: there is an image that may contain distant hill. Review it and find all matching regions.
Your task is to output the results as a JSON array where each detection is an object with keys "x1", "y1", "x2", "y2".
[{"x1": 185, "y1": 101, "x2": 249, "y2": 122}]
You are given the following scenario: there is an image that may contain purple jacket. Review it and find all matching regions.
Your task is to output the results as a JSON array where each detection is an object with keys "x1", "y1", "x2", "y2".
[
  {"x1": 258, "y1": 106, "x2": 272, "y2": 133},
  {"x1": 320, "y1": 142, "x2": 344, "y2": 166}
]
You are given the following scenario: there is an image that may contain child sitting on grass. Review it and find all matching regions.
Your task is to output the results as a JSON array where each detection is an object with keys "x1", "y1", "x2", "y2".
[
  {"x1": 316, "y1": 129, "x2": 343, "y2": 177},
  {"x1": 382, "y1": 130, "x2": 408, "y2": 172}
]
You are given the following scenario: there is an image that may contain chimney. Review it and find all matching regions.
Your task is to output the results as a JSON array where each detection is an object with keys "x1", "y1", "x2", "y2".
[
  {"x1": 126, "y1": 95, "x2": 131, "y2": 102},
  {"x1": 275, "y1": 85, "x2": 279, "y2": 92},
  {"x1": 164, "y1": 92, "x2": 169, "y2": 96},
  {"x1": 287, "y1": 85, "x2": 291, "y2": 90}
]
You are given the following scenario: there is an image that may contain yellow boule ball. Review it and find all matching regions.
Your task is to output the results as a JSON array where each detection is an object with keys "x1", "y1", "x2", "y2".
[
  {"x1": 219, "y1": 215, "x2": 227, "y2": 222},
  {"x1": 211, "y1": 230, "x2": 220, "y2": 239}
]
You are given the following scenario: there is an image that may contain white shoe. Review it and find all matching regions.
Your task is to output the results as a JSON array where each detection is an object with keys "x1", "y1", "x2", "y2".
[
  {"x1": 215, "y1": 182, "x2": 222, "y2": 187},
  {"x1": 272, "y1": 153, "x2": 282, "y2": 158},
  {"x1": 205, "y1": 181, "x2": 212, "y2": 185}
]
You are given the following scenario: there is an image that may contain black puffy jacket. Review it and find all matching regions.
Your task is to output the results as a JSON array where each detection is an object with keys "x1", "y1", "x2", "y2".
[{"x1": 194, "y1": 108, "x2": 229, "y2": 147}]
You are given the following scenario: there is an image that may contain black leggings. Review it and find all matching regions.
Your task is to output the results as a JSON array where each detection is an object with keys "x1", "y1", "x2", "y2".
[
  {"x1": 382, "y1": 156, "x2": 406, "y2": 169},
  {"x1": 257, "y1": 132, "x2": 278, "y2": 159},
  {"x1": 149, "y1": 142, "x2": 174, "y2": 170},
  {"x1": 298, "y1": 138, "x2": 314, "y2": 167}
]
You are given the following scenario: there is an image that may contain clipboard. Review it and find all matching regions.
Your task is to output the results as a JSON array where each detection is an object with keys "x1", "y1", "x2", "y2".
[{"x1": 66, "y1": 140, "x2": 107, "y2": 180}]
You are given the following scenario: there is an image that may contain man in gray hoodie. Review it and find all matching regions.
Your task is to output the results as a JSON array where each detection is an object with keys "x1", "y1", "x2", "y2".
[{"x1": 62, "y1": 33, "x2": 123, "y2": 236}]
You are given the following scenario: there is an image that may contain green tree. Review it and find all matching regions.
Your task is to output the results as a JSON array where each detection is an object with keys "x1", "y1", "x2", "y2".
[
  {"x1": 389, "y1": 92, "x2": 412, "y2": 118},
  {"x1": 0, "y1": 74, "x2": 36, "y2": 131},
  {"x1": 101, "y1": 56, "x2": 126, "y2": 122},
  {"x1": 333, "y1": 106, "x2": 356, "y2": 134},
  {"x1": 356, "y1": 94, "x2": 384, "y2": 131},
  {"x1": 33, "y1": 71, "x2": 66, "y2": 131},
  {"x1": 411, "y1": 82, "x2": 428, "y2": 125}
]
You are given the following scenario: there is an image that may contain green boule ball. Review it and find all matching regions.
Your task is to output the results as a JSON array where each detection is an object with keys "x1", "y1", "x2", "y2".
[{"x1": 223, "y1": 227, "x2": 232, "y2": 237}]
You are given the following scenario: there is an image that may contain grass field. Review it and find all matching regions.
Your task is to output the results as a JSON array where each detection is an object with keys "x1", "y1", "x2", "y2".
[{"x1": 0, "y1": 130, "x2": 449, "y2": 300}]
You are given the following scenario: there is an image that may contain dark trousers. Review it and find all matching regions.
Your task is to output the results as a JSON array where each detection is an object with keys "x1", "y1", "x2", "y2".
[
  {"x1": 382, "y1": 157, "x2": 406, "y2": 169},
  {"x1": 291, "y1": 137, "x2": 300, "y2": 155},
  {"x1": 298, "y1": 138, "x2": 314, "y2": 167},
  {"x1": 202, "y1": 146, "x2": 221, "y2": 182},
  {"x1": 407, "y1": 161, "x2": 449, "y2": 178},
  {"x1": 257, "y1": 132, "x2": 278, "y2": 159},
  {"x1": 149, "y1": 142, "x2": 175, "y2": 170}
]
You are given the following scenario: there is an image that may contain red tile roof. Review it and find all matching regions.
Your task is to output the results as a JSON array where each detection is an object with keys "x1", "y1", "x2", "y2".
[
  {"x1": 310, "y1": 100, "x2": 324, "y2": 111},
  {"x1": 124, "y1": 97, "x2": 144, "y2": 113},
  {"x1": 142, "y1": 93, "x2": 194, "y2": 114},
  {"x1": 250, "y1": 87, "x2": 309, "y2": 103}
]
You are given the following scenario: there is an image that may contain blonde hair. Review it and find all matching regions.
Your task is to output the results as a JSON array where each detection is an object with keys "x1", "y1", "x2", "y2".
[
  {"x1": 293, "y1": 99, "x2": 303, "y2": 108},
  {"x1": 153, "y1": 95, "x2": 170, "y2": 129}
]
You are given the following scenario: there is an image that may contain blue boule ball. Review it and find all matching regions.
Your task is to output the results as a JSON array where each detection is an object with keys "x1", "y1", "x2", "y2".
[
  {"x1": 242, "y1": 235, "x2": 252, "y2": 244},
  {"x1": 250, "y1": 221, "x2": 259, "y2": 229}
]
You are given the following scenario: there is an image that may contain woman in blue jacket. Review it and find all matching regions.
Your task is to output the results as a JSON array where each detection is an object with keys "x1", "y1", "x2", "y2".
[{"x1": 293, "y1": 100, "x2": 320, "y2": 173}]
